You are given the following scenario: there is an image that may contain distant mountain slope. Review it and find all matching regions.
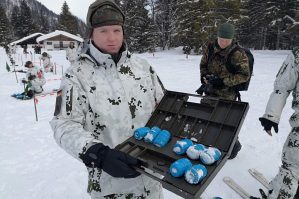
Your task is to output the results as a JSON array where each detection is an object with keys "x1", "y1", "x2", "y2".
[{"x1": 0, "y1": 0, "x2": 87, "y2": 38}]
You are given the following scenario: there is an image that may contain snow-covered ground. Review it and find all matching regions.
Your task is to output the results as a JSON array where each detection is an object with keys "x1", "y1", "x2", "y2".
[{"x1": 0, "y1": 47, "x2": 292, "y2": 199}]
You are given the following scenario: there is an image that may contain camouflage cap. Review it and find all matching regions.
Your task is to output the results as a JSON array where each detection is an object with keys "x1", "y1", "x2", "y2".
[{"x1": 86, "y1": 0, "x2": 125, "y2": 34}]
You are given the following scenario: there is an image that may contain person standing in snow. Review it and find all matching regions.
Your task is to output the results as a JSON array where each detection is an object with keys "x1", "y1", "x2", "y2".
[
  {"x1": 50, "y1": 0, "x2": 165, "y2": 198},
  {"x1": 198, "y1": 23, "x2": 250, "y2": 159},
  {"x1": 259, "y1": 47, "x2": 299, "y2": 199},
  {"x1": 66, "y1": 41, "x2": 78, "y2": 65},
  {"x1": 40, "y1": 52, "x2": 53, "y2": 72},
  {"x1": 22, "y1": 61, "x2": 46, "y2": 94}
]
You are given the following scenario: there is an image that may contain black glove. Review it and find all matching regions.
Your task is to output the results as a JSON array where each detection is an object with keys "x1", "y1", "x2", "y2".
[
  {"x1": 209, "y1": 77, "x2": 224, "y2": 88},
  {"x1": 259, "y1": 117, "x2": 278, "y2": 134},
  {"x1": 28, "y1": 75, "x2": 36, "y2": 80},
  {"x1": 21, "y1": 79, "x2": 28, "y2": 84},
  {"x1": 82, "y1": 143, "x2": 140, "y2": 178}
]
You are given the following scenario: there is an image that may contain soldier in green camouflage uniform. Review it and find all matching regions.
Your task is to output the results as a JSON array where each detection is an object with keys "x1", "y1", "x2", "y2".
[
  {"x1": 50, "y1": 0, "x2": 164, "y2": 198},
  {"x1": 200, "y1": 23, "x2": 250, "y2": 101},
  {"x1": 199, "y1": 23, "x2": 250, "y2": 159}
]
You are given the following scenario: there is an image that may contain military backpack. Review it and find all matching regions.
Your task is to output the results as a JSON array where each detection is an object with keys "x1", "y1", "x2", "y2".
[{"x1": 207, "y1": 43, "x2": 254, "y2": 92}]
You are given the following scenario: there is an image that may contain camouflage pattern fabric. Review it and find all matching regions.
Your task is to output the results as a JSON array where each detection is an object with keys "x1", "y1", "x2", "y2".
[
  {"x1": 40, "y1": 54, "x2": 53, "y2": 72},
  {"x1": 26, "y1": 66, "x2": 46, "y2": 93},
  {"x1": 50, "y1": 42, "x2": 164, "y2": 198},
  {"x1": 66, "y1": 46, "x2": 79, "y2": 64},
  {"x1": 200, "y1": 40, "x2": 250, "y2": 100},
  {"x1": 262, "y1": 48, "x2": 299, "y2": 198}
]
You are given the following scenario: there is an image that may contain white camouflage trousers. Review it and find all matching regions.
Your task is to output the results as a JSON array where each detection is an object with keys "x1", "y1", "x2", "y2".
[{"x1": 269, "y1": 127, "x2": 299, "y2": 199}]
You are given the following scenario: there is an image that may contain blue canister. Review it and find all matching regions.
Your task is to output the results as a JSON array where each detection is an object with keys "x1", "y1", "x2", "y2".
[
  {"x1": 153, "y1": 130, "x2": 171, "y2": 147},
  {"x1": 173, "y1": 138, "x2": 193, "y2": 155},
  {"x1": 133, "y1": 127, "x2": 150, "y2": 140},
  {"x1": 144, "y1": 126, "x2": 161, "y2": 143},
  {"x1": 186, "y1": 144, "x2": 206, "y2": 160},
  {"x1": 200, "y1": 147, "x2": 222, "y2": 165},
  {"x1": 169, "y1": 158, "x2": 192, "y2": 177},
  {"x1": 185, "y1": 164, "x2": 207, "y2": 184}
]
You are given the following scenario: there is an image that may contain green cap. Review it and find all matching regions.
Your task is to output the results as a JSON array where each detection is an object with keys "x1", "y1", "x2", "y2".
[
  {"x1": 217, "y1": 23, "x2": 235, "y2": 39},
  {"x1": 86, "y1": 0, "x2": 125, "y2": 35}
]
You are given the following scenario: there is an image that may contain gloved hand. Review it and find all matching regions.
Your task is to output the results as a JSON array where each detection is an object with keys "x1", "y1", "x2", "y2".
[
  {"x1": 28, "y1": 75, "x2": 36, "y2": 80},
  {"x1": 21, "y1": 79, "x2": 28, "y2": 84},
  {"x1": 82, "y1": 143, "x2": 141, "y2": 178},
  {"x1": 208, "y1": 77, "x2": 224, "y2": 88},
  {"x1": 200, "y1": 74, "x2": 207, "y2": 84},
  {"x1": 259, "y1": 117, "x2": 278, "y2": 136}
]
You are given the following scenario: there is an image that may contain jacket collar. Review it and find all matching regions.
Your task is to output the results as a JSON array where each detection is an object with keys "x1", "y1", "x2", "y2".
[
  {"x1": 214, "y1": 39, "x2": 238, "y2": 56},
  {"x1": 86, "y1": 41, "x2": 130, "y2": 68}
]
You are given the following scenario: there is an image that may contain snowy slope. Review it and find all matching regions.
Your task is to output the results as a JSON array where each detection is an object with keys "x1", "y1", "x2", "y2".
[{"x1": 0, "y1": 47, "x2": 292, "y2": 199}]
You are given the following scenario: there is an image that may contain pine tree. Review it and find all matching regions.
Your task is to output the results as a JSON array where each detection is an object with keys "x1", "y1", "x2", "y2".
[
  {"x1": 18, "y1": 0, "x2": 36, "y2": 37},
  {"x1": 39, "y1": 9, "x2": 50, "y2": 33},
  {"x1": 243, "y1": 0, "x2": 267, "y2": 49},
  {"x1": 155, "y1": 0, "x2": 179, "y2": 49},
  {"x1": 0, "y1": 6, "x2": 11, "y2": 47},
  {"x1": 11, "y1": 6, "x2": 23, "y2": 39},
  {"x1": 57, "y1": 1, "x2": 79, "y2": 35},
  {"x1": 120, "y1": 0, "x2": 152, "y2": 52},
  {"x1": 263, "y1": 0, "x2": 298, "y2": 49}
]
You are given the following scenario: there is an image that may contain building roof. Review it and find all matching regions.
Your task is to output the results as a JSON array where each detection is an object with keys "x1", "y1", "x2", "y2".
[
  {"x1": 36, "y1": 30, "x2": 84, "y2": 43},
  {"x1": 10, "y1": 33, "x2": 44, "y2": 45}
]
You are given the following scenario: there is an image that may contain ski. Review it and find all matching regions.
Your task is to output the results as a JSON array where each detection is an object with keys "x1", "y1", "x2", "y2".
[
  {"x1": 248, "y1": 169, "x2": 271, "y2": 190},
  {"x1": 223, "y1": 176, "x2": 251, "y2": 199}
]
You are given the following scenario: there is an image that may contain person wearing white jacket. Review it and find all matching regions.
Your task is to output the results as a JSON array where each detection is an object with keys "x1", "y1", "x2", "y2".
[
  {"x1": 66, "y1": 42, "x2": 78, "y2": 65},
  {"x1": 50, "y1": 0, "x2": 165, "y2": 198},
  {"x1": 40, "y1": 52, "x2": 53, "y2": 72},
  {"x1": 22, "y1": 61, "x2": 46, "y2": 94},
  {"x1": 259, "y1": 47, "x2": 299, "y2": 199}
]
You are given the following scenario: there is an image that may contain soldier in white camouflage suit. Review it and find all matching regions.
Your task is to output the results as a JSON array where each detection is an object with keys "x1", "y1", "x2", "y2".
[
  {"x1": 40, "y1": 52, "x2": 53, "y2": 72},
  {"x1": 66, "y1": 41, "x2": 78, "y2": 65},
  {"x1": 23, "y1": 60, "x2": 46, "y2": 94},
  {"x1": 50, "y1": 0, "x2": 165, "y2": 198},
  {"x1": 259, "y1": 47, "x2": 299, "y2": 199}
]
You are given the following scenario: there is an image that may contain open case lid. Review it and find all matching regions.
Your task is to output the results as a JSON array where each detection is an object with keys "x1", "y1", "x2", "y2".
[{"x1": 116, "y1": 90, "x2": 249, "y2": 199}]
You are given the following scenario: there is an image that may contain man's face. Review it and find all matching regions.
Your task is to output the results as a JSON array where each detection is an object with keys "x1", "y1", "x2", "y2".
[
  {"x1": 91, "y1": 25, "x2": 123, "y2": 54},
  {"x1": 217, "y1": 37, "x2": 232, "y2": 49}
]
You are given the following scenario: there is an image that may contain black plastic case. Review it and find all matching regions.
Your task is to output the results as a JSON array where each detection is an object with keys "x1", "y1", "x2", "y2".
[{"x1": 116, "y1": 91, "x2": 249, "y2": 199}]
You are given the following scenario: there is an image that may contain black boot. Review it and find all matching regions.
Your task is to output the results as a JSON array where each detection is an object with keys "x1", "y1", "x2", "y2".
[{"x1": 228, "y1": 139, "x2": 242, "y2": 159}]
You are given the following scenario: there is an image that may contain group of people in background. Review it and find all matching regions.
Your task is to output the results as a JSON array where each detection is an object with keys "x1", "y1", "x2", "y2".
[{"x1": 10, "y1": 39, "x2": 80, "y2": 100}]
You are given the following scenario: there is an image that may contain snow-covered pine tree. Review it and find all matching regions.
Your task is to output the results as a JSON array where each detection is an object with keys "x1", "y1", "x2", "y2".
[
  {"x1": 174, "y1": 0, "x2": 215, "y2": 53},
  {"x1": 57, "y1": 1, "x2": 79, "y2": 35},
  {"x1": 19, "y1": 0, "x2": 37, "y2": 37},
  {"x1": 237, "y1": 0, "x2": 252, "y2": 48},
  {"x1": 0, "y1": 6, "x2": 11, "y2": 47},
  {"x1": 38, "y1": 9, "x2": 50, "y2": 34},
  {"x1": 11, "y1": 5, "x2": 23, "y2": 39},
  {"x1": 244, "y1": 0, "x2": 267, "y2": 49},
  {"x1": 120, "y1": 0, "x2": 152, "y2": 53},
  {"x1": 154, "y1": 0, "x2": 178, "y2": 50},
  {"x1": 263, "y1": 0, "x2": 298, "y2": 49}
]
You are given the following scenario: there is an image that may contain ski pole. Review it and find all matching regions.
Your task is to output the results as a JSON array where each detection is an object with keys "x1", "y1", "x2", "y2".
[
  {"x1": 33, "y1": 94, "x2": 38, "y2": 121},
  {"x1": 13, "y1": 62, "x2": 18, "y2": 83}
]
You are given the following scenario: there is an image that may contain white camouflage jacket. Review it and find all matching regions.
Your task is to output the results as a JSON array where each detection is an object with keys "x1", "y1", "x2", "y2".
[
  {"x1": 262, "y1": 48, "x2": 299, "y2": 127},
  {"x1": 26, "y1": 66, "x2": 46, "y2": 91},
  {"x1": 66, "y1": 47, "x2": 78, "y2": 63},
  {"x1": 50, "y1": 42, "x2": 164, "y2": 198}
]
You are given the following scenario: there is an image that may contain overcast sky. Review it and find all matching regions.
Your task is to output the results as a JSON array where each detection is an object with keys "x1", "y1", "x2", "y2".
[{"x1": 36, "y1": 0, "x2": 95, "y2": 21}]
